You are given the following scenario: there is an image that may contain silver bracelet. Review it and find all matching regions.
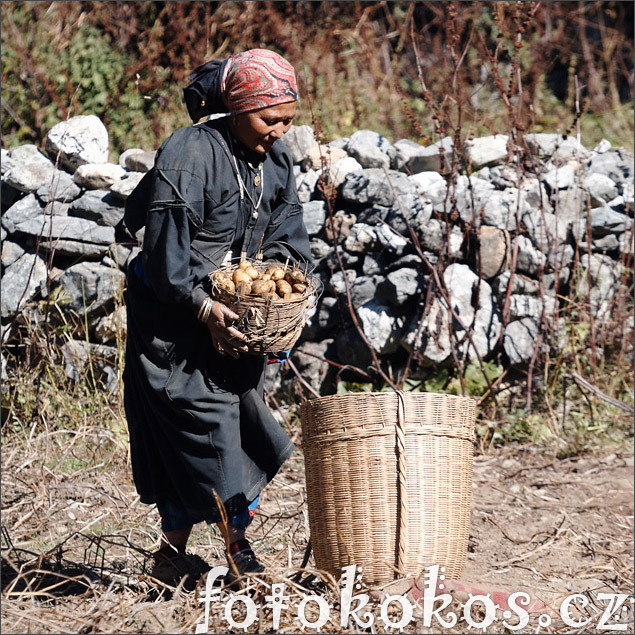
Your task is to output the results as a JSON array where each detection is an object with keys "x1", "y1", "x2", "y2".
[{"x1": 197, "y1": 297, "x2": 215, "y2": 323}]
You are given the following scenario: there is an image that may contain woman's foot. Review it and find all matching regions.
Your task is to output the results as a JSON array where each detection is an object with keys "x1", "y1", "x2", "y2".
[
  {"x1": 150, "y1": 546, "x2": 211, "y2": 589},
  {"x1": 225, "y1": 538, "x2": 265, "y2": 588}
]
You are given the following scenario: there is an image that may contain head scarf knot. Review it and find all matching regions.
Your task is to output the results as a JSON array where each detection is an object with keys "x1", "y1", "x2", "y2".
[{"x1": 183, "y1": 48, "x2": 297, "y2": 122}]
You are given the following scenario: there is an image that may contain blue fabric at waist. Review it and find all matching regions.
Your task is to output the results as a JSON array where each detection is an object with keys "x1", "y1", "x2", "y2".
[{"x1": 132, "y1": 255, "x2": 151, "y2": 288}]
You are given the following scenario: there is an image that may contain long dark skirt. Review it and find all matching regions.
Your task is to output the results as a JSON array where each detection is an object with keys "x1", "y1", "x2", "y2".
[{"x1": 123, "y1": 269, "x2": 294, "y2": 524}]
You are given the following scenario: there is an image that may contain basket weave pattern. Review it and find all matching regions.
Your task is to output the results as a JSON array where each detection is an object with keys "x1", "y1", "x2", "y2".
[
  {"x1": 209, "y1": 261, "x2": 319, "y2": 355},
  {"x1": 300, "y1": 391, "x2": 476, "y2": 584}
]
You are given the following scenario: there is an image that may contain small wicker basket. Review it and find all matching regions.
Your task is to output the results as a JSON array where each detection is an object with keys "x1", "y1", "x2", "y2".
[
  {"x1": 300, "y1": 391, "x2": 476, "y2": 585},
  {"x1": 208, "y1": 258, "x2": 320, "y2": 355}
]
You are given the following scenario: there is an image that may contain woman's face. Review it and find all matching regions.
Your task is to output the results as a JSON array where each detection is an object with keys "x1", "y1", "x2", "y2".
[{"x1": 230, "y1": 101, "x2": 297, "y2": 154}]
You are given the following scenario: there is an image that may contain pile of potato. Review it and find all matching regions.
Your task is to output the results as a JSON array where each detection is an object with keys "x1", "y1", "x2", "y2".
[{"x1": 211, "y1": 260, "x2": 309, "y2": 302}]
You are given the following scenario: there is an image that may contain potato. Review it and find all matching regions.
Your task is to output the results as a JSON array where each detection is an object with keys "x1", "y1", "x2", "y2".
[
  {"x1": 235, "y1": 280, "x2": 252, "y2": 295},
  {"x1": 267, "y1": 279, "x2": 277, "y2": 293},
  {"x1": 266, "y1": 265, "x2": 286, "y2": 281},
  {"x1": 288, "y1": 292, "x2": 303, "y2": 301},
  {"x1": 233, "y1": 269, "x2": 252, "y2": 285},
  {"x1": 238, "y1": 260, "x2": 252, "y2": 270},
  {"x1": 276, "y1": 280, "x2": 293, "y2": 297},
  {"x1": 251, "y1": 279, "x2": 271, "y2": 296},
  {"x1": 286, "y1": 269, "x2": 306, "y2": 285},
  {"x1": 213, "y1": 270, "x2": 230, "y2": 284},
  {"x1": 292, "y1": 283, "x2": 307, "y2": 294},
  {"x1": 218, "y1": 279, "x2": 236, "y2": 294},
  {"x1": 245, "y1": 266, "x2": 261, "y2": 280}
]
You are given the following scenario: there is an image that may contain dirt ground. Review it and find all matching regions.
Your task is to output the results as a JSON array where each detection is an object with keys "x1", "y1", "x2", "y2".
[{"x1": 2, "y1": 425, "x2": 633, "y2": 634}]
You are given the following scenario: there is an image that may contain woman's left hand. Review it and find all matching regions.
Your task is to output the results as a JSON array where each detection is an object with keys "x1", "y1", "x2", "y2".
[{"x1": 205, "y1": 302, "x2": 249, "y2": 358}]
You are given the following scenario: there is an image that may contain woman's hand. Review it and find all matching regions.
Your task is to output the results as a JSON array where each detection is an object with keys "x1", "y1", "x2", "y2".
[{"x1": 206, "y1": 302, "x2": 248, "y2": 358}]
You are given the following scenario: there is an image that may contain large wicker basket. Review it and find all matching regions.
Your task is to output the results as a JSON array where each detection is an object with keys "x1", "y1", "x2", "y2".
[
  {"x1": 300, "y1": 391, "x2": 476, "y2": 585},
  {"x1": 208, "y1": 259, "x2": 319, "y2": 356}
]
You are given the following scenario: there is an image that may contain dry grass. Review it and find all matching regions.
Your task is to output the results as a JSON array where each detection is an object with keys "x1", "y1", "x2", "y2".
[{"x1": 2, "y1": 413, "x2": 632, "y2": 634}]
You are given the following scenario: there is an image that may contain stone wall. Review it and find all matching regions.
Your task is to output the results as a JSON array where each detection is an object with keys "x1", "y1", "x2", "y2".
[{"x1": 2, "y1": 115, "x2": 633, "y2": 394}]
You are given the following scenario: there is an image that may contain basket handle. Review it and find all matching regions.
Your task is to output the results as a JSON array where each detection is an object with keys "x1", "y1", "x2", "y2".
[{"x1": 395, "y1": 390, "x2": 408, "y2": 578}]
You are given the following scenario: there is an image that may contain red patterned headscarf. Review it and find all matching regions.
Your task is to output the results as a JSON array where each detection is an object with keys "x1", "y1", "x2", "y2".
[{"x1": 221, "y1": 49, "x2": 298, "y2": 115}]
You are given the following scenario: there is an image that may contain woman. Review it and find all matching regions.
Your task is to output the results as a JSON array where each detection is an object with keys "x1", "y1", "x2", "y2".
[{"x1": 121, "y1": 49, "x2": 312, "y2": 586}]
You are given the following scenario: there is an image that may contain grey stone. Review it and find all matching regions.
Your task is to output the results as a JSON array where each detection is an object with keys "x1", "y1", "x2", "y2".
[
  {"x1": 375, "y1": 223, "x2": 408, "y2": 255},
  {"x1": 330, "y1": 269, "x2": 357, "y2": 295},
  {"x1": 376, "y1": 268, "x2": 425, "y2": 306},
  {"x1": 119, "y1": 148, "x2": 145, "y2": 169},
  {"x1": 464, "y1": 134, "x2": 509, "y2": 169},
  {"x1": 515, "y1": 235, "x2": 547, "y2": 275},
  {"x1": 592, "y1": 139, "x2": 612, "y2": 153},
  {"x1": 590, "y1": 206, "x2": 632, "y2": 236},
  {"x1": 504, "y1": 318, "x2": 540, "y2": 365},
  {"x1": 525, "y1": 134, "x2": 587, "y2": 160},
  {"x1": 1, "y1": 253, "x2": 48, "y2": 318},
  {"x1": 551, "y1": 186, "x2": 585, "y2": 224},
  {"x1": 36, "y1": 168, "x2": 82, "y2": 203},
  {"x1": 348, "y1": 275, "x2": 382, "y2": 309},
  {"x1": 73, "y1": 163, "x2": 126, "y2": 190},
  {"x1": 581, "y1": 234, "x2": 619, "y2": 252},
  {"x1": 2, "y1": 194, "x2": 43, "y2": 234},
  {"x1": 391, "y1": 138, "x2": 424, "y2": 171},
  {"x1": 587, "y1": 149, "x2": 633, "y2": 182},
  {"x1": 309, "y1": 237, "x2": 330, "y2": 261},
  {"x1": 583, "y1": 172, "x2": 619, "y2": 206},
  {"x1": 408, "y1": 171, "x2": 447, "y2": 202},
  {"x1": 490, "y1": 271, "x2": 539, "y2": 299},
  {"x1": 283, "y1": 125, "x2": 319, "y2": 164},
  {"x1": 521, "y1": 207, "x2": 570, "y2": 253},
  {"x1": 1, "y1": 240, "x2": 25, "y2": 269},
  {"x1": 489, "y1": 165, "x2": 521, "y2": 189},
  {"x1": 405, "y1": 136, "x2": 454, "y2": 174},
  {"x1": 46, "y1": 115, "x2": 110, "y2": 171},
  {"x1": 8, "y1": 144, "x2": 52, "y2": 166},
  {"x1": 12, "y1": 214, "x2": 115, "y2": 248},
  {"x1": 576, "y1": 253, "x2": 620, "y2": 323},
  {"x1": 357, "y1": 300, "x2": 406, "y2": 354},
  {"x1": 386, "y1": 193, "x2": 433, "y2": 235},
  {"x1": 302, "y1": 200, "x2": 327, "y2": 237},
  {"x1": 346, "y1": 132, "x2": 391, "y2": 169},
  {"x1": 110, "y1": 172, "x2": 145, "y2": 200},
  {"x1": 454, "y1": 179, "x2": 521, "y2": 230},
  {"x1": 123, "y1": 150, "x2": 156, "y2": 172},
  {"x1": 543, "y1": 163, "x2": 577, "y2": 190},
  {"x1": 3, "y1": 158, "x2": 56, "y2": 193},
  {"x1": 324, "y1": 156, "x2": 363, "y2": 189},
  {"x1": 341, "y1": 169, "x2": 413, "y2": 207},
  {"x1": 56, "y1": 261, "x2": 126, "y2": 316},
  {"x1": 508, "y1": 294, "x2": 557, "y2": 319},
  {"x1": 296, "y1": 169, "x2": 319, "y2": 203},
  {"x1": 402, "y1": 263, "x2": 501, "y2": 362},
  {"x1": 69, "y1": 190, "x2": 124, "y2": 227}
]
